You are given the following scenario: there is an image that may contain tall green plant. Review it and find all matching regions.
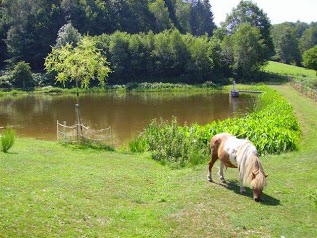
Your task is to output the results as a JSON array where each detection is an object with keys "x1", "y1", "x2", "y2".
[
  {"x1": 1, "y1": 128, "x2": 16, "y2": 153},
  {"x1": 131, "y1": 86, "x2": 301, "y2": 168}
]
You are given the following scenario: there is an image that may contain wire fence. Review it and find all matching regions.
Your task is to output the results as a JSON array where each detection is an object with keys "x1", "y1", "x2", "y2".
[{"x1": 57, "y1": 120, "x2": 113, "y2": 145}]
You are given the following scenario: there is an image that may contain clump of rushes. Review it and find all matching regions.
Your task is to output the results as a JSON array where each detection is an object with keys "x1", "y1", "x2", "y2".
[{"x1": 1, "y1": 127, "x2": 16, "y2": 153}]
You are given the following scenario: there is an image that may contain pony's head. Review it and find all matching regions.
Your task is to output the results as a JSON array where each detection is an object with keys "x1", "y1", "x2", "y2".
[{"x1": 250, "y1": 169, "x2": 268, "y2": 202}]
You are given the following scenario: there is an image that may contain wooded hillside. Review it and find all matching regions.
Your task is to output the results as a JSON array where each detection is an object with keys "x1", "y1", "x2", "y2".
[{"x1": 0, "y1": 1, "x2": 316, "y2": 87}]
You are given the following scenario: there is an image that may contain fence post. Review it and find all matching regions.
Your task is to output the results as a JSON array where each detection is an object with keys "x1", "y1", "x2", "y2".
[{"x1": 63, "y1": 121, "x2": 67, "y2": 141}]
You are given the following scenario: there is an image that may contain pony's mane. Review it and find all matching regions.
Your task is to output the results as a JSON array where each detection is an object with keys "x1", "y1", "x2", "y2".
[{"x1": 236, "y1": 140, "x2": 267, "y2": 189}]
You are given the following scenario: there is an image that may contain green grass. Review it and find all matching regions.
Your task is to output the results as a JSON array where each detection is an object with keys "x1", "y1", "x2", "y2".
[
  {"x1": 1, "y1": 84, "x2": 317, "y2": 237},
  {"x1": 264, "y1": 61, "x2": 316, "y2": 78},
  {"x1": 1, "y1": 60, "x2": 317, "y2": 237}
]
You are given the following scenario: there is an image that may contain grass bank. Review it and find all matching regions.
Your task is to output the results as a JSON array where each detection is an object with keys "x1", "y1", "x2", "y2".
[{"x1": 0, "y1": 85, "x2": 316, "y2": 237}]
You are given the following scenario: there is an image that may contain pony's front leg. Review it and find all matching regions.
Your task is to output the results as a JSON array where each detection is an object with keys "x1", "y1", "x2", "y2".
[
  {"x1": 239, "y1": 182, "x2": 246, "y2": 194},
  {"x1": 218, "y1": 162, "x2": 226, "y2": 183}
]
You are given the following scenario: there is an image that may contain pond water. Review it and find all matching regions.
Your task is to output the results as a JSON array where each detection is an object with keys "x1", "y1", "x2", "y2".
[{"x1": 0, "y1": 92, "x2": 257, "y2": 145}]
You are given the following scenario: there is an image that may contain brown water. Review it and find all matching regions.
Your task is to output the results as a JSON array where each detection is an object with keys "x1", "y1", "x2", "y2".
[{"x1": 0, "y1": 92, "x2": 256, "y2": 145}]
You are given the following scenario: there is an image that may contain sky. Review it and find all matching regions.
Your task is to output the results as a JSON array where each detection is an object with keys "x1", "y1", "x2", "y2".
[{"x1": 210, "y1": 0, "x2": 317, "y2": 26}]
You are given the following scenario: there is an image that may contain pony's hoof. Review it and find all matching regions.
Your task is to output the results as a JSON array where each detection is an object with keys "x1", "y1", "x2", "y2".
[
  {"x1": 207, "y1": 177, "x2": 213, "y2": 182},
  {"x1": 220, "y1": 178, "x2": 227, "y2": 184},
  {"x1": 240, "y1": 188, "x2": 246, "y2": 194}
]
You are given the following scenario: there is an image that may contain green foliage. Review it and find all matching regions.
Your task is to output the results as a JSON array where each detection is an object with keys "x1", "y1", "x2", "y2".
[
  {"x1": 1, "y1": 127, "x2": 16, "y2": 153},
  {"x1": 131, "y1": 86, "x2": 300, "y2": 167},
  {"x1": 299, "y1": 23, "x2": 317, "y2": 54},
  {"x1": 55, "y1": 23, "x2": 82, "y2": 48},
  {"x1": 189, "y1": 0, "x2": 216, "y2": 36},
  {"x1": 271, "y1": 24, "x2": 301, "y2": 65},
  {"x1": 11, "y1": 61, "x2": 34, "y2": 89},
  {"x1": 302, "y1": 46, "x2": 317, "y2": 74},
  {"x1": 138, "y1": 117, "x2": 209, "y2": 168},
  {"x1": 149, "y1": 0, "x2": 173, "y2": 32},
  {"x1": 95, "y1": 29, "x2": 225, "y2": 83},
  {"x1": 231, "y1": 23, "x2": 267, "y2": 78},
  {"x1": 45, "y1": 37, "x2": 111, "y2": 88},
  {"x1": 222, "y1": 0, "x2": 274, "y2": 58}
]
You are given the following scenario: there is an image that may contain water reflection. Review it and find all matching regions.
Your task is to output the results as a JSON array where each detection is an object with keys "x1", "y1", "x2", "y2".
[{"x1": 0, "y1": 92, "x2": 256, "y2": 145}]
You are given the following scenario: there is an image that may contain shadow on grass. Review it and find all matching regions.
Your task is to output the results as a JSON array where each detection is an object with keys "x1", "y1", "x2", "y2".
[{"x1": 214, "y1": 180, "x2": 281, "y2": 206}]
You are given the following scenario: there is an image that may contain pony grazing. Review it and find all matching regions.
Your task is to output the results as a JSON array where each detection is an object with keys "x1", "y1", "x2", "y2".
[{"x1": 207, "y1": 133, "x2": 267, "y2": 202}]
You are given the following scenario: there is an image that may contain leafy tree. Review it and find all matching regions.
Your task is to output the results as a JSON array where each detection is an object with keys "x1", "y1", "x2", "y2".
[
  {"x1": 299, "y1": 23, "x2": 317, "y2": 54},
  {"x1": 45, "y1": 37, "x2": 111, "y2": 88},
  {"x1": 174, "y1": 0, "x2": 191, "y2": 33},
  {"x1": 231, "y1": 23, "x2": 267, "y2": 79},
  {"x1": 11, "y1": 61, "x2": 34, "y2": 89},
  {"x1": 271, "y1": 24, "x2": 301, "y2": 65},
  {"x1": 222, "y1": 0, "x2": 274, "y2": 59},
  {"x1": 55, "y1": 23, "x2": 82, "y2": 48},
  {"x1": 184, "y1": 33, "x2": 213, "y2": 81},
  {"x1": 149, "y1": 0, "x2": 173, "y2": 32},
  {"x1": 4, "y1": 0, "x2": 64, "y2": 70},
  {"x1": 164, "y1": 0, "x2": 182, "y2": 31},
  {"x1": 107, "y1": 31, "x2": 131, "y2": 81},
  {"x1": 302, "y1": 46, "x2": 317, "y2": 75},
  {"x1": 209, "y1": 29, "x2": 233, "y2": 78}
]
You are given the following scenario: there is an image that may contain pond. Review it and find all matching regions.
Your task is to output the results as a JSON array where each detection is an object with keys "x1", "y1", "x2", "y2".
[{"x1": 0, "y1": 92, "x2": 257, "y2": 145}]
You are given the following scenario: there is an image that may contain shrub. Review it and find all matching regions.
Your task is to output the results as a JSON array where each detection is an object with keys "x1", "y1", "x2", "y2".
[
  {"x1": 11, "y1": 61, "x2": 34, "y2": 90},
  {"x1": 1, "y1": 128, "x2": 16, "y2": 153}
]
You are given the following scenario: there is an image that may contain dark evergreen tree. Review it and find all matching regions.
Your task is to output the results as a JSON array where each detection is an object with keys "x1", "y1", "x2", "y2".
[{"x1": 189, "y1": 0, "x2": 216, "y2": 36}]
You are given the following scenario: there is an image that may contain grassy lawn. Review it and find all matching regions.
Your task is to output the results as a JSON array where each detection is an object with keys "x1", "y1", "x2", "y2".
[
  {"x1": 264, "y1": 61, "x2": 316, "y2": 77},
  {"x1": 1, "y1": 84, "x2": 317, "y2": 237}
]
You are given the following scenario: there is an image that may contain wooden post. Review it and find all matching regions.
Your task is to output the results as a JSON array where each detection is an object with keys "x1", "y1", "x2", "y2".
[
  {"x1": 75, "y1": 103, "x2": 82, "y2": 141},
  {"x1": 63, "y1": 121, "x2": 67, "y2": 141}
]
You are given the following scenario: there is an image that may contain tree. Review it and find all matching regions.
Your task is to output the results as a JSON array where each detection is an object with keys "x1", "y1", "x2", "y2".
[
  {"x1": 174, "y1": 0, "x2": 191, "y2": 33},
  {"x1": 271, "y1": 24, "x2": 301, "y2": 65},
  {"x1": 222, "y1": 0, "x2": 274, "y2": 59},
  {"x1": 299, "y1": 23, "x2": 317, "y2": 54},
  {"x1": 302, "y1": 46, "x2": 317, "y2": 75},
  {"x1": 189, "y1": 0, "x2": 216, "y2": 36},
  {"x1": 45, "y1": 37, "x2": 111, "y2": 88},
  {"x1": 3, "y1": 0, "x2": 64, "y2": 70},
  {"x1": 149, "y1": 0, "x2": 173, "y2": 32},
  {"x1": 11, "y1": 61, "x2": 34, "y2": 89},
  {"x1": 55, "y1": 23, "x2": 82, "y2": 48},
  {"x1": 231, "y1": 23, "x2": 267, "y2": 79}
]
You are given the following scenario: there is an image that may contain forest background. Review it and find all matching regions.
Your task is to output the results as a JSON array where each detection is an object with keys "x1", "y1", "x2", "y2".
[{"x1": 0, "y1": 0, "x2": 317, "y2": 89}]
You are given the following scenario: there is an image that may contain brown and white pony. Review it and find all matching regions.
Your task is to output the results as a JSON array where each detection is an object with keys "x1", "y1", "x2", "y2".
[{"x1": 207, "y1": 133, "x2": 267, "y2": 202}]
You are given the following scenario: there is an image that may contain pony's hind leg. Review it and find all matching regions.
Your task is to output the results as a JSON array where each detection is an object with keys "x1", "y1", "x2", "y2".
[
  {"x1": 218, "y1": 162, "x2": 226, "y2": 183},
  {"x1": 208, "y1": 136, "x2": 221, "y2": 182},
  {"x1": 207, "y1": 154, "x2": 218, "y2": 182}
]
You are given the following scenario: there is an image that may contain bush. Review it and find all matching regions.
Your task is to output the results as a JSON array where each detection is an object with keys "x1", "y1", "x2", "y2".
[
  {"x1": 131, "y1": 117, "x2": 209, "y2": 168},
  {"x1": 11, "y1": 61, "x2": 34, "y2": 90},
  {"x1": 1, "y1": 128, "x2": 16, "y2": 153}
]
